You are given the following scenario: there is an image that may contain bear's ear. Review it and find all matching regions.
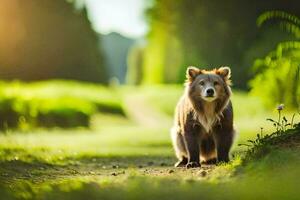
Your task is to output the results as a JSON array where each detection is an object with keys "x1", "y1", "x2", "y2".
[
  {"x1": 186, "y1": 66, "x2": 201, "y2": 81},
  {"x1": 217, "y1": 66, "x2": 231, "y2": 79}
]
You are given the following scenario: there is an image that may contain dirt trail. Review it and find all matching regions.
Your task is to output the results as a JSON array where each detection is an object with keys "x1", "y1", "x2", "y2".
[
  {"x1": 123, "y1": 94, "x2": 171, "y2": 128},
  {"x1": 0, "y1": 160, "x2": 217, "y2": 185}
]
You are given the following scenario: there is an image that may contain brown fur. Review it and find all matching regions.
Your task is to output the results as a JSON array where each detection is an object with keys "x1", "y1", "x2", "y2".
[{"x1": 171, "y1": 66, "x2": 235, "y2": 168}]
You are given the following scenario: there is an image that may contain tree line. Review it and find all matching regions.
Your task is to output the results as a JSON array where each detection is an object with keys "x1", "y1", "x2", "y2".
[{"x1": 135, "y1": 0, "x2": 300, "y2": 89}]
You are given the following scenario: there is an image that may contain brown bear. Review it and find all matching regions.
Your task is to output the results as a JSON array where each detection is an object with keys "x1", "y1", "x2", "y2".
[{"x1": 171, "y1": 66, "x2": 235, "y2": 168}]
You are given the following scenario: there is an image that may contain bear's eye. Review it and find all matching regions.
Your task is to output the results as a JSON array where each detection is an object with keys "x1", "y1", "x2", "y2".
[
  {"x1": 199, "y1": 81, "x2": 205, "y2": 86},
  {"x1": 214, "y1": 81, "x2": 219, "y2": 86}
]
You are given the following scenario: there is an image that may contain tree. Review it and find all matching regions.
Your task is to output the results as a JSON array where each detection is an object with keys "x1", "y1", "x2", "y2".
[{"x1": 0, "y1": 0, "x2": 108, "y2": 83}]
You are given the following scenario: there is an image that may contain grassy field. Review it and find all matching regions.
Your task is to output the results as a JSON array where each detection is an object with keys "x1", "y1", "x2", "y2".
[{"x1": 0, "y1": 82, "x2": 299, "y2": 200}]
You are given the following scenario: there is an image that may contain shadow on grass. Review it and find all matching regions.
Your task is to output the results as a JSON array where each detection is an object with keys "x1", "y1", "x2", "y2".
[{"x1": 1, "y1": 169, "x2": 300, "y2": 200}]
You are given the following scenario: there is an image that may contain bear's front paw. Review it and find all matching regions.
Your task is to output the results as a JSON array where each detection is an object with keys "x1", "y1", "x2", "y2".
[
  {"x1": 186, "y1": 162, "x2": 201, "y2": 168},
  {"x1": 174, "y1": 160, "x2": 187, "y2": 168}
]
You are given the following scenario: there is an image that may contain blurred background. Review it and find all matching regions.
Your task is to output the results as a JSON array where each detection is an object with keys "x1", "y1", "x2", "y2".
[{"x1": 0, "y1": 0, "x2": 299, "y2": 131}]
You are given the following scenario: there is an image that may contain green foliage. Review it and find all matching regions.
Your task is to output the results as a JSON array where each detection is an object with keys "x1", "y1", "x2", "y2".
[
  {"x1": 143, "y1": 0, "x2": 183, "y2": 84},
  {"x1": 0, "y1": 80, "x2": 124, "y2": 130},
  {"x1": 0, "y1": 0, "x2": 107, "y2": 83},
  {"x1": 239, "y1": 107, "x2": 300, "y2": 160},
  {"x1": 250, "y1": 11, "x2": 300, "y2": 109},
  {"x1": 257, "y1": 11, "x2": 300, "y2": 38},
  {"x1": 143, "y1": 0, "x2": 300, "y2": 87}
]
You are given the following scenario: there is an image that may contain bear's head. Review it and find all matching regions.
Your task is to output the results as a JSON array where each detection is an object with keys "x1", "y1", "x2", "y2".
[{"x1": 185, "y1": 66, "x2": 232, "y2": 103}]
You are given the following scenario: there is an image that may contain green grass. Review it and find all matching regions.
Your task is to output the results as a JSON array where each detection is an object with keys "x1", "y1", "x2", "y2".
[
  {"x1": 0, "y1": 83, "x2": 300, "y2": 200},
  {"x1": 1, "y1": 146, "x2": 300, "y2": 200}
]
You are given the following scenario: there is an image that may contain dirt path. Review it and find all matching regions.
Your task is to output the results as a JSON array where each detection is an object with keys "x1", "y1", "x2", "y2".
[
  {"x1": 123, "y1": 94, "x2": 171, "y2": 128},
  {"x1": 0, "y1": 159, "x2": 217, "y2": 185}
]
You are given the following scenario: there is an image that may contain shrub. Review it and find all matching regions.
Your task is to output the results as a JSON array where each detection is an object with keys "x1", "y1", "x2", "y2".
[
  {"x1": 0, "y1": 97, "x2": 21, "y2": 129},
  {"x1": 0, "y1": 80, "x2": 125, "y2": 130}
]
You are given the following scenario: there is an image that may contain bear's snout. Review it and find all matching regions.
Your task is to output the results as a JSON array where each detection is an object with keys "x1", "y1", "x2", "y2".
[{"x1": 206, "y1": 88, "x2": 215, "y2": 97}]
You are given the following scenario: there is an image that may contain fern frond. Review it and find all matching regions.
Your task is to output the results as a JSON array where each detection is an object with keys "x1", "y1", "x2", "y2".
[
  {"x1": 277, "y1": 41, "x2": 300, "y2": 52},
  {"x1": 257, "y1": 11, "x2": 300, "y2": 27},
  {"x1": 279, "y1": 21, "x2": 300, "y2": 38}
]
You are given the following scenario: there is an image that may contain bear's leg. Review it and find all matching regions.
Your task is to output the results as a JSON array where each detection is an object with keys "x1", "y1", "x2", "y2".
[
  {"x1": 171, "y1": 127, "x2": 188, "y2": 167},
  {"x1": 213, "y1": 129, "x2": 234, "y2": 163},
  {"x1": 183, "y1": 129, "x2": 201, "y2": 168}
]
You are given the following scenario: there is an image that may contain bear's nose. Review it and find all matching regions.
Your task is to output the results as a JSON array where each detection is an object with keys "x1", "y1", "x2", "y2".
[{"x1": 206, "y1": 88, "x2": 214, "y2": 96}]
